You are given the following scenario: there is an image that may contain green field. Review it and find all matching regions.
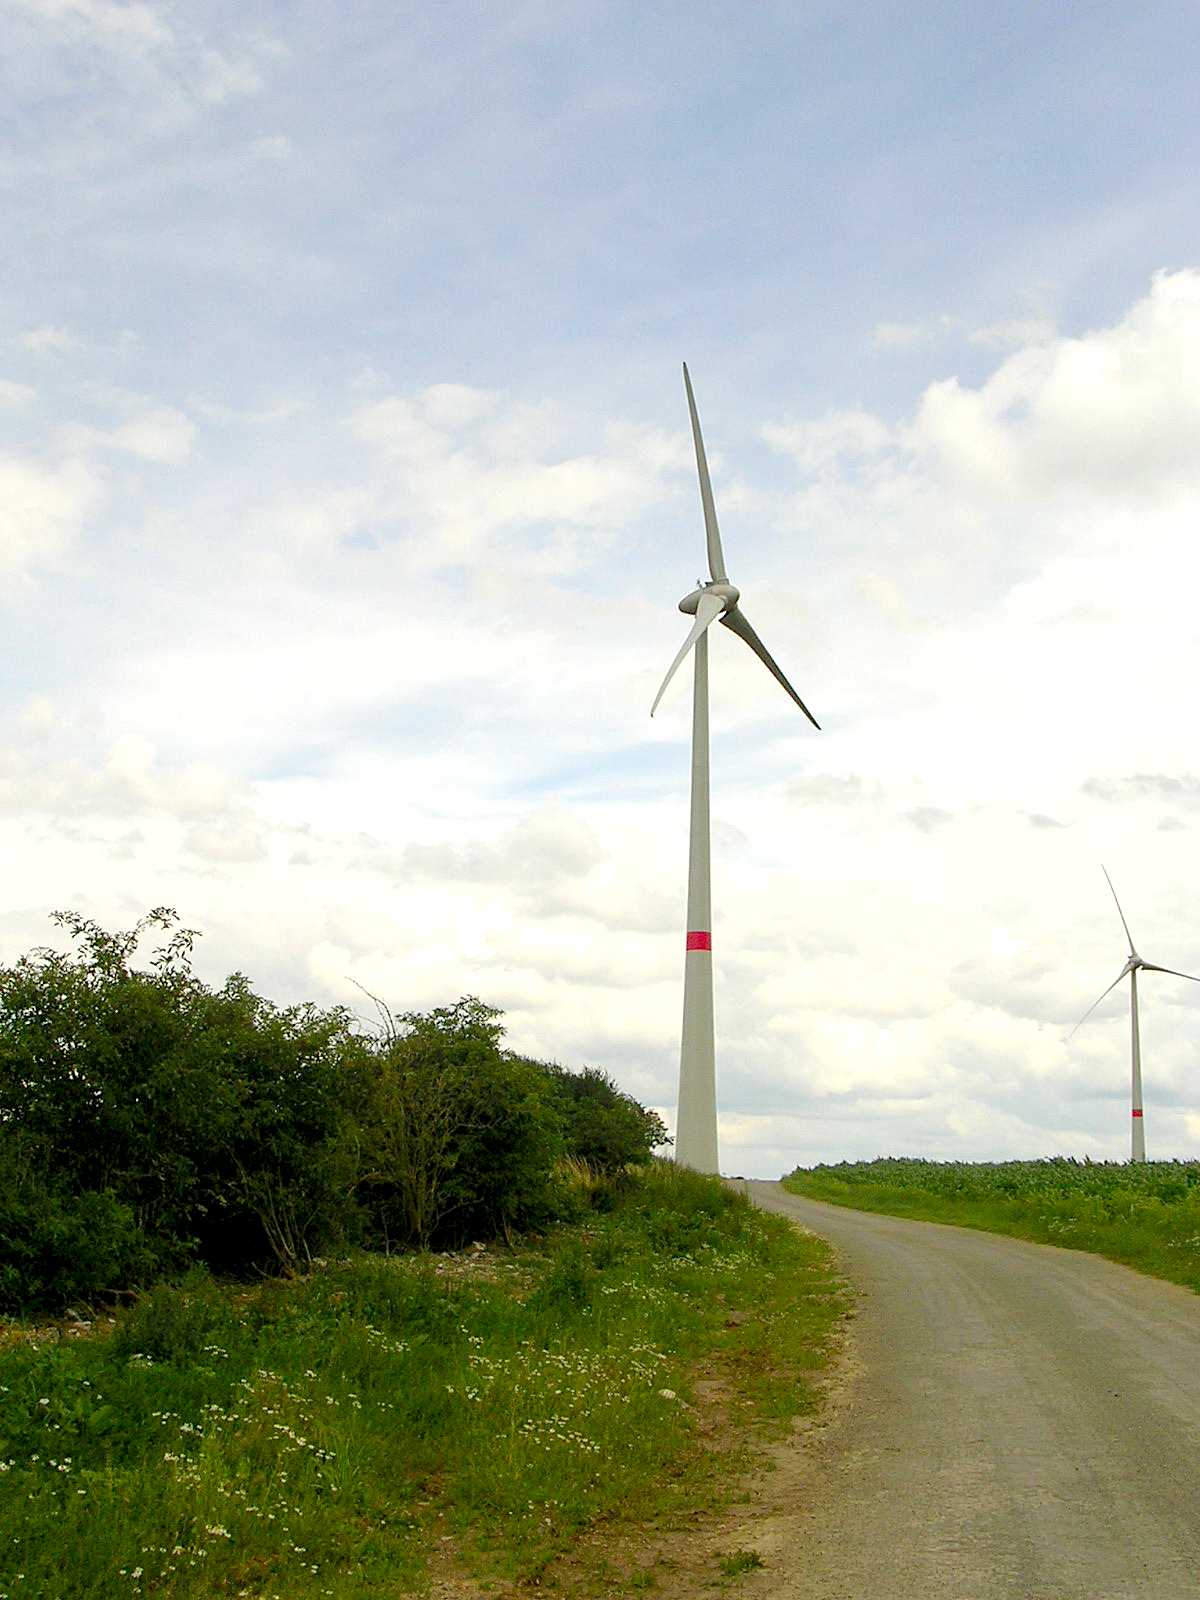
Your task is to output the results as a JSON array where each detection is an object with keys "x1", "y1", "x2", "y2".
[
  {"x1": 0, "y1": 1164, "x2": 845, "y2": 1599},
  {"x1": 783, "y1": 1157, "x2": 1200, "y2": 1292}
]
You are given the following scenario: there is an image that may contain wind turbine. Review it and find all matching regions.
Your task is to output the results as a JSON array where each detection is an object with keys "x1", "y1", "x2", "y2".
[
  {"x1": 650, "y1": 364, "x2": 820, "y2": 1173},
  {"x1": 1069, "y1": 866, "x2": 1200, "y2": 1161}
]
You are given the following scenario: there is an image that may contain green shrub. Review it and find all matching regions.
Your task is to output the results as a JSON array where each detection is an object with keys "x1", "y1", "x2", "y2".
[
  {"x1": 535, "y1": 1063, "x2": 670, "y2": 1173},
  {"x1": 0, "y1": 1174, "x2": 160, "y2": 1316},
  {"x1": 526, "y1": 1238, "x2": 597, "y2": 1317},
  {"x1": 109, "y1": 1275, "x2": 241, "y2": 1365},
  {"x1": 0, "y1": 910, "x2": 370, "y2": 1308},
  {"x1": 629, "y1": 1159, "x2": 753, "y2": 1254},
  {"x1": 356, "y1": 997, "x2": 566, "y2": 1249},
  {"x1": 0, "y1": 914, "x2": 671, "y2": 1314}
]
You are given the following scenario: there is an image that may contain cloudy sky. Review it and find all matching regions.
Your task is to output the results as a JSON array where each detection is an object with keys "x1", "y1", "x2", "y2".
[{"x1": 5, "y1": 0, "x2": 1200, "y2": 1176}]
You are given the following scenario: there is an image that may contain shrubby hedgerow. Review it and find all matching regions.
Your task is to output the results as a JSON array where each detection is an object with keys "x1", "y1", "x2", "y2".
[{"x1": 0, "y1": 910, "x2": 669, "y2": 1314}]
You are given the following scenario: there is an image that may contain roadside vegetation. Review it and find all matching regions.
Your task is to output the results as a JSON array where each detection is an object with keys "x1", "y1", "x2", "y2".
[
  {"x1": 0, "y1": 909, "x2": 666, "y2": 1315},
  {"x1": 784, "y1": 1157, "x2": 1200, "y2": 1292},
  {"x1": 0, "y1": 911, "x2": 847, "y2": 1595},
  {"x1": 0, "y1": 1164, "x2": 844, "y2": 1598}
]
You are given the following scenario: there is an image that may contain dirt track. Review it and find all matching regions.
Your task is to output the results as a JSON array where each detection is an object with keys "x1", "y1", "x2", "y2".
[{"x1": 738, "y1": 1181, "x2": 1200, "y2": 1600}]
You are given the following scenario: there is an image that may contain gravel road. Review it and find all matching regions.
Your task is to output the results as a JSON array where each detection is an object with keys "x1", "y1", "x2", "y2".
[{"x1": 742, "y1": 1181, "x2": 1200, "y2": 1600}]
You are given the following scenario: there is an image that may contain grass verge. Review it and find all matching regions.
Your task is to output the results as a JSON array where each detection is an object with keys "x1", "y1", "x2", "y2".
[
  {"x1": 0, "y1": 1163, "x2": 845, "y2": 1598},
  {"x1": 783, "y1": 1157, "x2": 1200, "y2": 1294}
]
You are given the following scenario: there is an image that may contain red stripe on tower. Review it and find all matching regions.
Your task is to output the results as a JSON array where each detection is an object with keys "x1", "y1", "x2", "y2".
[
  {"x1": 1132, "y1": 1109, "x2": 1144, "y2": 1117},
  {"x1": 686, "y1": 931, "x2": 712, "y2": 951}
]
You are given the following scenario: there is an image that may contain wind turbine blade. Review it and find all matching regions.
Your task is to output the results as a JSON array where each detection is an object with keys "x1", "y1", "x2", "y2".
[
  {"x1": 1140, "y1": 963, "x2": 1200, "y2": 983},
  {"x1": 720, "y1": 606, "x2": 821, "y2": 729},
  {"x1": 683, "y1": 363, "x2": 728, "y2": 583},
  {"x1": 1067, "y1": 969, "x2": 1130, "y2": 1040},
  {"x1": 1101, "y1": 865, "x2": 1137, "y2": 955},
  {"x1": 650, "y1": 591, "x2": 725, "y2": 716}
]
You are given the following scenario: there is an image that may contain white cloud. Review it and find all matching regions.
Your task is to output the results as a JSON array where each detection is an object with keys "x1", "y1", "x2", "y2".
[
  {"x1": 20, "y1": 325, "x2": 77, "y2": 356},
  {"x1": 762, "y1": 410, "x2": 891, "y2": 476},
  {"x1": 109, "y1": 406, "x2": 196, "y2": 463},
  {"x1": 183, "y1": 819, "x2": 268, "y2": 863},
  {"x1": 199, "y1": 46, "x2": 263, "y2": 103},
  {"x1": 871, "y1": 314, "x2": 961, "y2": 350},
  {"x1": 0, "y1": 454, "x2": 97, "y2": 577},
  {"x1": 351, "y1": 384, "x2": 687, "y2": 569},
  {"x1": 5, "y1": 0, "x2": 273, "y2": 149},
  {"x1": 0, "y1": 379, "x2": 36, "y2": 407},
  {"x1": 903, "y1": 806, "x2": 954, "y2": 834},
  {"x1": 786, "y1": 774, "x2": 877, "y2": 806},
  {"x1": 0, "y1": 735, "x2": 237, "y2": 820},
  {"x1": 102, "y1": 735, "x2": 232, "y2": 816},
  {"x1": 911, "y1": 271, "x2": 1200, "y2": 501},
  {"x1": 18, "y1": 695, "x2": 59, "y2": 737},
  {"x1": 1082, "y1": 774, "x2": 1200, "y2": 809},
  {"x1": 388, "y1": 808, "x2": 603, "y2": 894},
  {"x1": 53, "y1": 390, "x2": 197, "y2": 463},
  {"x1": 969, "y1": 310, "x2": 1057, "y2": 351},
  {"x1": 872, "y1": 320, "x2": 931, "y2": 349},
  {"x1": 872, "y1": 297, "x2": 1057, "y2": 357},
  {"x1": 1028, "y1": 812, "x2": 1067, "y2": 830},
  {"x1": 8, "y1": 0, "x2": 171, "y2": 51}
]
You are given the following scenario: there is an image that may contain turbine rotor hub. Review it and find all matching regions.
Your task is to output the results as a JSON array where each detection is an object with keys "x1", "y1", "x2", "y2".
[{"x1": 679, "y1": 581, "x2": 739, "y2": 616}]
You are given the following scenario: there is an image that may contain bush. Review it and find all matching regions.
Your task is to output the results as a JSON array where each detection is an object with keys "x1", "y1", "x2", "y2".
[
  {"x1": 0, "y1": 913, "x2": 671, "y2": 1313},
  {"x1": 526, "y1": 1237, "x2": 597, "y2": 1317},
  {"x1": 356, "y1": 998, "x2": 566, "y2": 1249},
  {"x1": 108, "y1": 1275, "x2": 241, "y2": 1365},
  {"x1": 627, "y1": 1159, "x2": 756, "y2": 1255},
  {"x1": 537, "y1": 1063, "x2": 670, "y2": 1174},
  {"x1": 0, "y1": 1150, "x2": 161, "y2": 1316},
  {"x1": 0, "y1": 910, "x2": 368, "y2": 1308}
]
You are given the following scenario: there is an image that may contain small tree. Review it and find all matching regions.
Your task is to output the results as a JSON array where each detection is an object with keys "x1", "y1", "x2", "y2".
[
  {"x1": 356, "y1": 997, "x2": 565, "y2": 1249},
  {"x1": 537, "y1": 1063, "x2": 670, "y2": 1173},
  {"x1": 353, "y1": 997, "x2": 476, "y2": 1250}
]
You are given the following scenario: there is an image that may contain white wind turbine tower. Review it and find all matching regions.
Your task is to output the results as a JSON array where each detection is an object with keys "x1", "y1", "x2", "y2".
[
  {"x1": 650, "y1": 364, "x2": 820, "y2": 1174},
  {"x1": 1069, "y1": 866, "x2": 1200, "y2": 1162}
]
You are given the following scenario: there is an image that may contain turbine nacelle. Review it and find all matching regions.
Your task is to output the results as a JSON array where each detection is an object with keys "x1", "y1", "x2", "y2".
[
  {"x1": 651, "y1": 365, "x2": 820, "y2": 729},
  {"x1": 680, "y1": 582, "x2": 739, "y2": 616}
]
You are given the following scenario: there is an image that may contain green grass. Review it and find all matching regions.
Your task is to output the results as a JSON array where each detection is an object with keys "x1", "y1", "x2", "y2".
[
  {"x1": 783, "y1": 1157, "x2": 1200, "y2": 1292},
  {"x1": 0, "y1": 1163, "x2": 845, "y2": 1599},
  {"x1": 717, "y1": 1548, "x2": 766, "y2": 1577}
]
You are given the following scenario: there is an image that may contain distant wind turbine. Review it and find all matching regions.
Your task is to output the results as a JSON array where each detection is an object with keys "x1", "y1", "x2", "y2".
[
  {"x1": 1068, "y1": 866, "x2": 1200, "y2": 1162},
  {"x1": 650, "y1": 364, "x2": 820, "y2": 1173}
]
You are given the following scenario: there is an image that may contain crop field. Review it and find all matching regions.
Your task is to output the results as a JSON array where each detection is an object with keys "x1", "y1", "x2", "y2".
[
  {"x1": 783, "y1": 1157, "x2": 1200, "y2": 1292},
  {"x1": 0, "y1": 1164, "x2": 845, "y2": 1599}
]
